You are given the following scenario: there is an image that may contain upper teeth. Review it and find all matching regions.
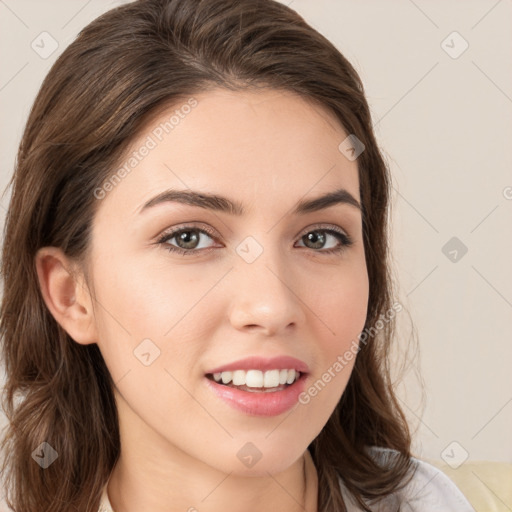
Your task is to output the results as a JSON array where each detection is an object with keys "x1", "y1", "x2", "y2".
[{"x1": 212, "y1": 369, "x2": 299, "y2": 388}]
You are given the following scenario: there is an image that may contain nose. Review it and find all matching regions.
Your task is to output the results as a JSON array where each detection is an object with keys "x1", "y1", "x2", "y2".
[{"x1": 227, "y1": 244, "x2": 306, "y2": 336}]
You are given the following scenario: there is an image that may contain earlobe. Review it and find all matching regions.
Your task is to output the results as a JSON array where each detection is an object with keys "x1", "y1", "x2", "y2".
[{"x1": 35, "y1": 247, "x2": 98, "y2": 345}]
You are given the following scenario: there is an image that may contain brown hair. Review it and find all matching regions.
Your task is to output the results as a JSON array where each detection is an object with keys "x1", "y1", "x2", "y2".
[{"x1": 0, "y1": 0, "x2": 414, "y2": 510}]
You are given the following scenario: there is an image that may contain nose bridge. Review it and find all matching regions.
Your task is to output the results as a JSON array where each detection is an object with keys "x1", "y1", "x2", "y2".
[{"x1": 228, "y1": 234, "x2": 304, "y2": 332}]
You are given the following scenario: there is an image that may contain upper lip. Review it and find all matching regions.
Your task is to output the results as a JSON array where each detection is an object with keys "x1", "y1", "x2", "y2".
[{"x1": 206, "y1": 355, "x2": 310, "y2": 375}]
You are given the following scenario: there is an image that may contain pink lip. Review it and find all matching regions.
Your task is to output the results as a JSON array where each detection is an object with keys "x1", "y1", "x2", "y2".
[
  {"x1": 205, "y1": 355, "x2": 309, "y2": 375},
  {"x1": 204, "y1": 372, "x2": 308, "y2": 417}
]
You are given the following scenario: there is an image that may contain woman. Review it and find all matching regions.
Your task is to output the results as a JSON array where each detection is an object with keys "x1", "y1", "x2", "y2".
[{"x1": 0, "y1": 0, "x2": 474, "y2": 511}]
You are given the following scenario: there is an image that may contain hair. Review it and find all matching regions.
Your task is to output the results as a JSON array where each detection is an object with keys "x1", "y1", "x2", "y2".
[{"x1": 0, "y1": 0, "x2": 415, "y2": 510}]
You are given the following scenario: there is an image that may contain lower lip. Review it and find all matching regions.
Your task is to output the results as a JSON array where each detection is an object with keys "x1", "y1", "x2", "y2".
[{"x1": 204, "y1": 373, "x2": 307, "y2": 417}]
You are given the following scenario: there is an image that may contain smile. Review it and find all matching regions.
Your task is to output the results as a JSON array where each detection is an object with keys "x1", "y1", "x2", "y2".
[{"x1": 204, "y1": 371, "x2": 308, "y2": 417}]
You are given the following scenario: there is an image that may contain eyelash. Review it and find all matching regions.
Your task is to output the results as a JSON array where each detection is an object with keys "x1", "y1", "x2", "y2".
[{"x1": 156, "y1": 223, "x2": 354, "y2": 257}]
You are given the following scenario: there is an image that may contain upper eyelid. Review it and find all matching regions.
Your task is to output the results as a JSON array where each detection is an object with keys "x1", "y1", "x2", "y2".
[
  {"x1": 157, "y1": 223, "x2": 217, "y2": 241},
  {"x1": 157, "y1": 222, "x2": 350, "y2": 241}
]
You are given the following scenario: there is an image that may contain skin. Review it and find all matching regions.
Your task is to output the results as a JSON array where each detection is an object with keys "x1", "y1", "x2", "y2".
[{"x1": 36, "y1": 88, "x2": 369, "y2": 512}]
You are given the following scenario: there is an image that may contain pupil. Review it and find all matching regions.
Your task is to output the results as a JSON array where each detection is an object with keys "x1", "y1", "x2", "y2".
[
  {"x1": 306, "y1": 231, "x2": 325, "y2": 249},
  {"x1": 178, "y1": 230, "x2": 199, "y2": 249}
]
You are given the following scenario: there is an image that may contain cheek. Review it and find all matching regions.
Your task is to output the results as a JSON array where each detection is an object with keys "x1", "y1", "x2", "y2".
[
  {"x1": 91, "y1": 251, "x2": 226, "y2": 376},
  {"x1": 300, "y1": 261, "x2": 368, "y2": 405},
  {"x1": 308, "y1": 260, "x2": 369, "y2": 347},
  {"x1": 93, "y1": 246, "x2": 211, "y2": 329},
  {"x1": 91, "y1": 255, "x2": 217, "y2": 425}
]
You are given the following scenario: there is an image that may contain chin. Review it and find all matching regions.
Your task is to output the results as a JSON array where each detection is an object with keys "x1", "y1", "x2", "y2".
[{"x1": 207, "y1": 447, "x2": 303, "y2": 477}]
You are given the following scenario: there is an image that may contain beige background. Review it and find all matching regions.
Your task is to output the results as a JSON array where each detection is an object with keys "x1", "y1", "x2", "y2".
[{"x1": 0, "y1": 0, "x2": 511, "y2": 505}]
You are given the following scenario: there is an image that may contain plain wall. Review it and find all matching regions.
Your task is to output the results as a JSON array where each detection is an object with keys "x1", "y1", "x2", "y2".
[{"x1": 0, "y1": 2, "x2": 510, "y2": 505}]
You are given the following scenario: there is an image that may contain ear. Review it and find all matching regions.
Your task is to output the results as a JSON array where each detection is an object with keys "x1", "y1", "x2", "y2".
[{"x1": 35, "y1": 247, "x2": 98, "y2": 345}]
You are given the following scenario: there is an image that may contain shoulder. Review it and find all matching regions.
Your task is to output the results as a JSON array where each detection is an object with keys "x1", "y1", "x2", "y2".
[
  {"x1": 339, "y1": 447, "x2": 476, "y2": 512},
  {"x1": 396, "y1": 453, "x2": 476, "y2": 511}
]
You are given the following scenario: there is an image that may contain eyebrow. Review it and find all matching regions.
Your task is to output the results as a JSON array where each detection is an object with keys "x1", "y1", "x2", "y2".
[{"x1": 139, "y1": 187, "x2": 362, "y2": 216}]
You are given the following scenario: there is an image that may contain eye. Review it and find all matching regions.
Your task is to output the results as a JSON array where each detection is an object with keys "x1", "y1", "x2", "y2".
[
  {"x1": 295, "y1": 227, "x2": 353, "y2": 255},
  {"x1": 156, "y1": 224, "x2": 354, "y2": 256},
  {"x1": 157, "y1": 225, "x2": 219, "y2": 256}
]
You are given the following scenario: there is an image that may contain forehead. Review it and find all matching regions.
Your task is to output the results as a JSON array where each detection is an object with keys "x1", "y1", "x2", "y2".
[{"x1": 97, "y1": 87, "x2": 360, "y2": 218}]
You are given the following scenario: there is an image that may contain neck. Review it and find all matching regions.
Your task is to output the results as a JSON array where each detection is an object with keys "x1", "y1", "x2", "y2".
[{"x1": 107, "y1": 450, "x2": 318, "y2": 512}]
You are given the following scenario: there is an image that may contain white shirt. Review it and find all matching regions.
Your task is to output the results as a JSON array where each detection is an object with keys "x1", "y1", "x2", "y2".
[
  {"x1": 98, "y1": 448, "x2": 475, "y2": 511},
  {"x1": 339, "y1": 448, "x2": 476, "y2": 511}
]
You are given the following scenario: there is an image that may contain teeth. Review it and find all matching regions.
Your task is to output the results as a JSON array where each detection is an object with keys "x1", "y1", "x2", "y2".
[
  {"x1": 211, "y1": 369, "x2": 300, "y2": 388},
  {"x1": 220, "y1": 371, "x2": 232, "y2": 384},
  {"x1": 286, "y1": 369, "x2": 296, "y2": 384},
  {"x1": 232, "y1": 370, "x2": 245, "y2": 386},
  {"x1": 246, "y1": 370, "x2": 263, "y2": 387},
  {"x1": 263, "y1": 369, "x2": 279, "y2": 387}
]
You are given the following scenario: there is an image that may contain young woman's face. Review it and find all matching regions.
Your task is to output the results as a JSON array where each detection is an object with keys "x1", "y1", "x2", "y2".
[{"x1": 89, "y1": 88, "x2": 369, "y2": 476}]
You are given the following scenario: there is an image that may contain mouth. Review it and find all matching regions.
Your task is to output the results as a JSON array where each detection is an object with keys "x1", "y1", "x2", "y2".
[
  {"x1": 205, "y1": 369, "x2": 304, "y2": 393},
  {"x1": 203, "y1": 369, "x2": 309, "y2": 416}
]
